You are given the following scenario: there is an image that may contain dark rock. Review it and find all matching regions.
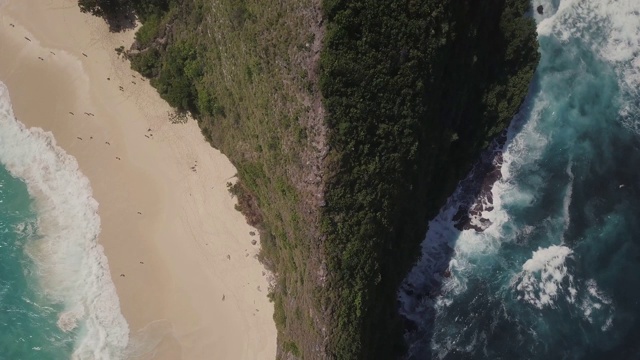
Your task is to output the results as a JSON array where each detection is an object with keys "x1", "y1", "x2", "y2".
[
  {"x1": 537, "y1": 5, "x2": 544, "y2": 15},
  {"x1": 403, "y1": 317, "x2": 418, "y2": 333}
]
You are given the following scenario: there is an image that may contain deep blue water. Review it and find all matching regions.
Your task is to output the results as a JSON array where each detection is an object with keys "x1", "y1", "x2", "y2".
[{"x1": 400, "y1": 1, "x2": 640, "y2": 359}]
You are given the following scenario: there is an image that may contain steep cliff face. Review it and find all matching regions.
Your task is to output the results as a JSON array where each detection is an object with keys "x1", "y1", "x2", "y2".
[
  {"x1": 125, "y1": 1, "x2": 333, "y2": 357},
  {"x1": 319, "y1": 1, "x2": 538, "y2": 358},
  {"x1": 82, "y1": 0, "x2": 538, "y2": 358}
]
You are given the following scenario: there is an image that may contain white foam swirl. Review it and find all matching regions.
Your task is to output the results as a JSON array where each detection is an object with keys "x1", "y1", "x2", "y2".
[
  {"x1": 0, "y1": 83, "x2": 128, "y2": 359},
  {"x1": 535, "y1": 0, "x2": 640, "y2": 133},
  {"x1": 514, "y1": 245, "x2": 576, "y2": 308}
]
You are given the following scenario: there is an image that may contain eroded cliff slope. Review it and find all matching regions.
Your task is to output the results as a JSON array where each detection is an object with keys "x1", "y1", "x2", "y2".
[{"x1": 81, "y1": 0, "x2": 538, "y2": 358}]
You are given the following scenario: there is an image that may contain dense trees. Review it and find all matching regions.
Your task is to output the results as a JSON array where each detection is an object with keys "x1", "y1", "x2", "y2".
[
  {"x1": 77, "y1": 0, "x2": 119, "y2": 17},
  {"x1": 77, "y1": 0, "x2": 170, "y2": 30},
  {"x1": 319, "y1": 0, "x2": 538, "y2": 358}
]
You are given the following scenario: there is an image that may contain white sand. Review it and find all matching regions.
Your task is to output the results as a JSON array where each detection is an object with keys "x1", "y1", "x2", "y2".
[{"x1": 0, "y1": 0, "x2": 276, "y2": 358}]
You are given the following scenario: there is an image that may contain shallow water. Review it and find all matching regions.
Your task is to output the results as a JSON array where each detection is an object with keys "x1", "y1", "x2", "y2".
[
  {"x1": 0, "y1": 164, "x2": 74, "y2": 359},
  {"x1": 0, "y1": 83, "x2": 128, "y2": 359},
  {"x1": 400, "y1": 1, "x2": 640, "y2": 359}
]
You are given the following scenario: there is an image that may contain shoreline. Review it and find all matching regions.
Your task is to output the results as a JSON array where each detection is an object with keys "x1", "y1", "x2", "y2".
[{"x1": 0, "y1": 1, "x2": 276, "y2": 359}]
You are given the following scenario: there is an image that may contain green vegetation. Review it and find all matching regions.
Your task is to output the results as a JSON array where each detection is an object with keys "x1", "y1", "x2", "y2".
[
  {"x1": 82, "y1": 0, "x2": 538, "y2": 358},
  {"x1": 78, "y1": 0, "x2": 170, "y2": 31},
  {"x1": 118, "y1": 0, "x2": 331, "y2": 357},
  {"x1": 319, "y1": 1, "x2": 538, "y2": 358}
]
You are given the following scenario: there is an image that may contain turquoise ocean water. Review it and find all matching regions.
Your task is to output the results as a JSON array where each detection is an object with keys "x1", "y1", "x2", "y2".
[
  {"x1": 0, "y1": 83, "x2": 128, "y2": 359},
  {"x1": 400, "y1": 1, "x2": 640, "y2": 359},
  {"x1": 0, "y1": 164, "x2": 74, "y2": 359}
]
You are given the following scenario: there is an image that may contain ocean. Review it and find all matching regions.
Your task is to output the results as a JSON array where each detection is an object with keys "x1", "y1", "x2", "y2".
[
  {"x1": 0, "y1": 83, "x2": 128, "y2": 359},
  {"x1": 400, "y1": 0, "x2": 640, "y2": 359}
]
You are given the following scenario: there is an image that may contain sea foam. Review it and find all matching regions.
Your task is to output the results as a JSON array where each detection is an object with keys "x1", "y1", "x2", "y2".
[
  {"x1": 535, "y1": 0, "x2": 640, "y2": 134},
  {"x1": 400, "y1": 1, "x2": 631, "y2": 357},
  {"x1": 514, "y1": 245, "x2": 575, "y2": 309},
  {"x1": 0, "y1": 83, "x2": 128, "y2": 359}
]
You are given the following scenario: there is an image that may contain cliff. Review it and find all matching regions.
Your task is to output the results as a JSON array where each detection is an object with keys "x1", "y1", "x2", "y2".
[
  {"x1": 319, "y1": 1, "x2": 538, "y2": 358},
  {"x1": 80, "y1": 0, "x2": 539, "y2": 358}
]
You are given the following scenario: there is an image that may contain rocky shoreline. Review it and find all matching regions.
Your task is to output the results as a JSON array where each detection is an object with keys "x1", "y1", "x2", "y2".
[
  {"x1": 452, "y1": 132, "x2": 507, "y2": 233},
  {"x1": 398, "y1": 131, "x2": 510, "y2": 357}
]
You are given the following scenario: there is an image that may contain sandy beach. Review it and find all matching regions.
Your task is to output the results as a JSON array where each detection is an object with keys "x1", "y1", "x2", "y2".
[{"x1": 0, "y1": 0, "x2": 276, "y2": 358}]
